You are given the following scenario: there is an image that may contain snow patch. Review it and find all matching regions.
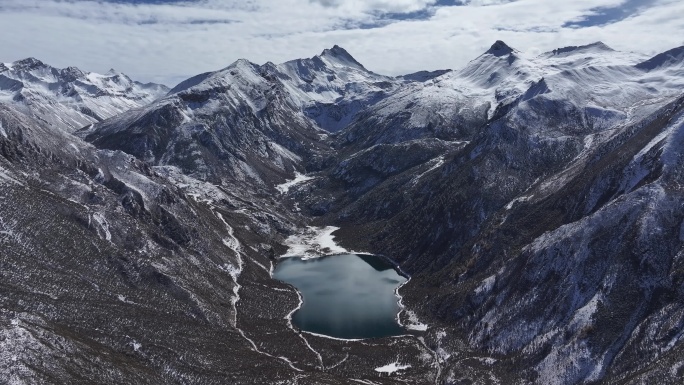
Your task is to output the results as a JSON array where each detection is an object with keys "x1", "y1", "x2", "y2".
[
  {"x1": 570, "y1": 293, "x2": 601, "y2": 330},
  {"x1": 410, "y1": 155, "x2": 445, "y2": 185},
  {"x1": 478, "y1": 357, "x2": 498, "y2": 365},
  {"x1": 403, "y1": 310, "x2": 428, "y2": 331},
  {"x1": 374, "y1": 362, "x2": 411, "y2": 374},
  {"x1": 276, "y1": 172, "x2": 313, "y2": 194},
  {"x1": 91, "y1": 212, "x2": 112, "y2": 242},
  {"x1": 474, "y1": 275, "x2": 496, "y2": 296},
  {"x1": 505, "y1": 195, "x2": 533, "y2": 210},
  {"x1": 281, "y1": 226, "x2": 350, "y2": 258}
]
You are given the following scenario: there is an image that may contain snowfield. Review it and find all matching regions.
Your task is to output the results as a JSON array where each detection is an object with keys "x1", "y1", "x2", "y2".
[
  {"x1": 276, "y1": 172, "x2": 314, "y2": 194},
  {"x1": 375, "y1": 362, "x2": 411, "y2": 374},
  {"x1": 281, "y1": 226, "x2": 351, "y2": 258}
]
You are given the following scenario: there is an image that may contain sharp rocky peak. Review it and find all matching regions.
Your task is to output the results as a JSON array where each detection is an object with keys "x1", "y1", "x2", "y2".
[
  {"x1": 60, "y1": 66, "x2": 86, "y2": 82},
  {"x1": 486, "y1": 40, "x2": 515, "y2": 57},
  {"x1": 104, "y1": 68, "x2": 141, "y2": 84},
  {"x1": 319, "y1": 45, "x2": 365, "y2": 68},
  {"x1": 321, "y1": 45, "x2": 350, "y2": 57},
  {"x1": 229, "y1": 58, "x2": 260, "y2": 71},
  {"x1": 12, "y1": 57, "x2": 48, "y2": 71},
  {"x1": 6, "y1": 58, "x2": 87, "y2": 81},
  {"x1": 217, "y1": 58, "x2": 262, "y2": 76}
]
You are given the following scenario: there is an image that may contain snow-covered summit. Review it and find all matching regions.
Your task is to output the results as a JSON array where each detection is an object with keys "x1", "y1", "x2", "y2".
[
  {"x1": 163, "y1": 46, "x2": 402, "y2": 133},
  {"x1": 10, "y1": 57, "x2": 47, "y2": 72},
  {"x1": 319, "y1": 45, "x2": 366, "y2": 69},
  {"x1": 636, "y1": 45, "x2": 684, "y2": 71},
  {"x1": 0, "y1": 57, "x2": 169, "y2": 132},
  {"x1": 278, "y1": 45, "x2": 401, "y2": 131},
  {"x1": 545, "y1": 41, "x2": 614, "y2": 57},
  {"x1": 459, "y1": 40, "x2": 538, "y2": 89},
  {"x1": 339, "y1": 41, "x2": 684, "y2": 151},
  {"x1": 486, "y1": 40, "x2": 516, "y2": 57}
]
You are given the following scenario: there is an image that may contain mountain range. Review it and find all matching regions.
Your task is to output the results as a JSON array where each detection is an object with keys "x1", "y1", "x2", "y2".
[{"x1": 1, "y1": 40, "x2": 684, "y2": 384}]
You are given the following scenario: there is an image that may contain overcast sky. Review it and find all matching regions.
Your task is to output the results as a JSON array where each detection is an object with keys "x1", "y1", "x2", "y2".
[{"x1": 0, "y1": 0, "x2": 682, "y2": 87}]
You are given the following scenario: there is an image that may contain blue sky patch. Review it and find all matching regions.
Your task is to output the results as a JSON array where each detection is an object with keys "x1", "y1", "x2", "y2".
[{"x1": 564, "y1": 0, "x2": 656, "y2": 28}]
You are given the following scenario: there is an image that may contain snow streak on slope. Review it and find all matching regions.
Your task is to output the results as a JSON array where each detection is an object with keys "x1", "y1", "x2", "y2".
[{"x1": 215, "y1": 211, "x2": 305, "y2": 373}]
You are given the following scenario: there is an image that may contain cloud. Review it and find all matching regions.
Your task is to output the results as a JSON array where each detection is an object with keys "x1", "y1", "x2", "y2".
[
  {"x1": 310, "y1": 0, "x2": 341, "y2": 7},
  {"x1": 308, "y1": 0, "x2": 437, "y2": 13},
  {"x1": 0, "y1": 0, "x2": 681, "y2": 86}
]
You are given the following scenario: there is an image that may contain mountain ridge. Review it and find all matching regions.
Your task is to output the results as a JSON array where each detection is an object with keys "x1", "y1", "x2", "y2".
[
  {"x1": 2, "y1": 41, "x2": 684, "y2": 385},
  {"x1": 0, "y1": 57, "x2": 169, "y2": 132}
]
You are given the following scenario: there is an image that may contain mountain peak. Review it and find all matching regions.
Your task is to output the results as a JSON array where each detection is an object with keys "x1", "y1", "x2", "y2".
[
  {"x1": 13, "y1": 57, "x2": 47, "y2": 71},
  {"x1": 232, "y1": 58, "x2": 259, "y2": 69},
  {"x1": 319, "y1": 45, "x2": 365, "y2": 68},
  {"x1": 487, "y1": 40, "x2": 515, "y2": 57},
  {"x1": 60, "y1": 66, "x2": 86, "y2": 82},
  {"x1": 549, "y1": 41, "x2": 615, "y2": 56},
  {"x1": 587, "y1": 41, "x2": 614, "y2": 50},
  {"x1": 324, "y1": 45, "x2": 348, "y2": 55},
  {"x1": 636, "y1": 45, "x2": 684, "y2": 71}
]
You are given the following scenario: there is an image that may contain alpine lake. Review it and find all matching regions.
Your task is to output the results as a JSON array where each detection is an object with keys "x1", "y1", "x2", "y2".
[{"x1": 273, "y1": 253, "x2": 408, "y2": 339}]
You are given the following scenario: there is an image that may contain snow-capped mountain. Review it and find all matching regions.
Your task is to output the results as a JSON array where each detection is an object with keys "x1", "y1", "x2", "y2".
[
  {"x1": 0, "y1": 58, "x2": 168, "y2": 132},
  {"x1": 162, "y1": 45, "x2": 400, "y2": 134},
  {"x1": 279, "y1": 45, "x2": 402, "y2": 132},
  {"x1": 77, "y1": 46, "x2": 408, "y2": 185},
  {"x1": 3, "y1": 41, "x2": 684, "y2": 385},
  {"x1": 77, "y1": 60, "x2": 327, "y2": 186},
  {"x1": 337, "y1": 41, "x2": 682, "y2": 153},
  {"x1": 298, "y1": 41, "x2": 684, "y2": 384},
  {"x1": 636, "y1": 45, "x2": 684, "y2": 71}
]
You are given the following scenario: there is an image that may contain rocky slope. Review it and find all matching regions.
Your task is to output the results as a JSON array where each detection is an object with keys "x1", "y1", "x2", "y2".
[{"x1": 2, "y1": 42, "x2": 684, "y2": 385}]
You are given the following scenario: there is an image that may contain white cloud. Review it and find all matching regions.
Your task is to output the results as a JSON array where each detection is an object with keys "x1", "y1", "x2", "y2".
[
  {"x1": 0, "y1": 0, "x2": 681, "y2": 86},
  {"x1": 309, "y1": 0, "x2": 437, "y2": 13}
]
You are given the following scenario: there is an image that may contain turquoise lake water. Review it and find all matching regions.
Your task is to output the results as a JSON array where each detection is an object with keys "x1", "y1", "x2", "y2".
[{"x1": 273, "y1": 254, "x2": 407, "y2": 339}]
